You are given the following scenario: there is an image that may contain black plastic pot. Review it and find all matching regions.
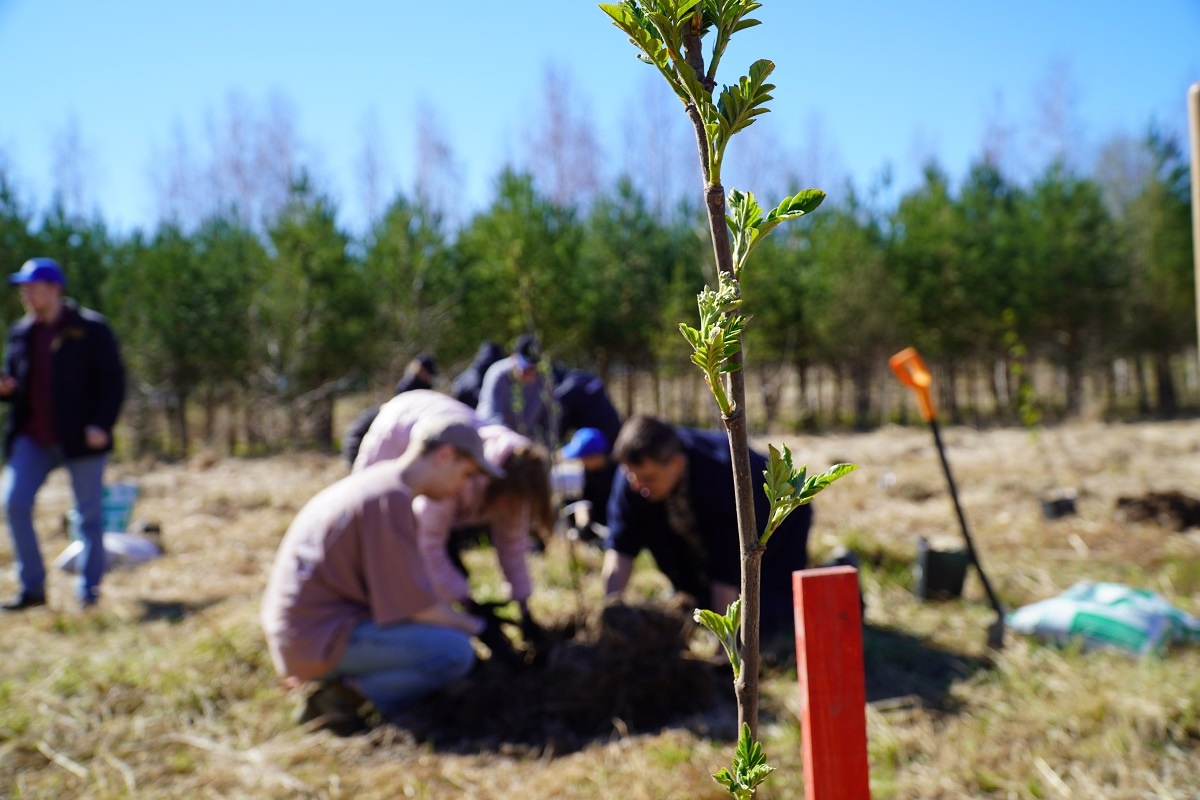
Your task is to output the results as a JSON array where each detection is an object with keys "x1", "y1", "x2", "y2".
[
  {"x1": 1039, "y1": 487, "x2": 1078, "y2": 520},
  {"x1": 913, "y1": 537, "x2": 969, "y2": 601}
]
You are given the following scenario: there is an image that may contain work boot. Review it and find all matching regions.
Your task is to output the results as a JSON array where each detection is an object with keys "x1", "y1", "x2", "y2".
[
  {"x1": 293, "y1": 680, "x2": 369, "y2": 736},
  {"x1": 1, "y1": 590, "x2": 47, "y2": 612}
]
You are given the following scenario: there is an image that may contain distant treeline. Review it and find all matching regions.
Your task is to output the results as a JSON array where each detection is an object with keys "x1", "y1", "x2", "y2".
[{"x1": 0, "y1": 129, "x2": 1193, "y2": 457}]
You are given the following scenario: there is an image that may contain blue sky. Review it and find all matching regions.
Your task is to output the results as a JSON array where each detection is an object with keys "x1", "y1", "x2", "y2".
[{"x1": 1, "y1": 1, "x2": 1197, "y2": 234}]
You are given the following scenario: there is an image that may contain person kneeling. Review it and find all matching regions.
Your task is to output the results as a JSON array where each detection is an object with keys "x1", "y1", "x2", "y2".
[{"x1": 261, "y1": 414, "x2": 502, "y2": 734}]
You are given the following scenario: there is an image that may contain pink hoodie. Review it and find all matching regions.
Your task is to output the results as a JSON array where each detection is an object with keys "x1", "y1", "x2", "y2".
[
  {"x1": 354, "y1": 390, "x2": 535, "y2": 603},
  {"x1": 412, "y1": 424, "x2": 533, "y2": 603},
  {"x1": 352, "y1": 390, "x2": 476, "y2": 470}
]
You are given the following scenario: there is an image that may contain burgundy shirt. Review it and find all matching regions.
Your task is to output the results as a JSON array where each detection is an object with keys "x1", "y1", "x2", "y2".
[{"x1": 23, "y1": 318, "x2": 61, "y2": 447}]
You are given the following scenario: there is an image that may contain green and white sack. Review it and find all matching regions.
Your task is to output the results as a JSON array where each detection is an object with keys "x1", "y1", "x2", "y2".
[{"x1": 1007, "y1": 580, "x2": 1200, "y2": 656}]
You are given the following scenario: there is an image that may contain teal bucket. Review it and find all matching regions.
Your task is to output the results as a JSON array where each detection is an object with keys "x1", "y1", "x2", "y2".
[{"x1": 68, "y1": 482, "x2": 140, "y2": 536}]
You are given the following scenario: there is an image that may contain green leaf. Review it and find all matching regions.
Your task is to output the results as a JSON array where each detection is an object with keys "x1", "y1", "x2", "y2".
[
  {"x1": 711, "y1": 59, "x2": 775, "y2": 175},
  {"x1": 767, "y1": 187, "x2": 825, "y2": 219},
  {"x1": 679, "y1": 322, "x2": 704, "y2": 350},
  {"x1": 694, "y1": 600, "x2": 742, "y2": 677},
  {"x1": 680, "y1": 278, "x2": 747, "y2": 413},
  {"x1": 727, "y1": 187, "x2": 826, "y2": 275},
  {"x1": 711, "y1": 723, "x2": 775, "y2": 799},
  {"x1": 760, "y1": 444, "x2": 857, "y2": 545},
  {"x1": 703, "y1": 0, "x2": 764, "y2": 84},
  {"x1": 726, "y1": 188, "x2": 763, "y2": 275},
  {"x1": 600, "y1": 2, "x2": 690, "y2": 103},
  {"x1": 676, "y1": 56, "x2": 717, "y2": 127}
]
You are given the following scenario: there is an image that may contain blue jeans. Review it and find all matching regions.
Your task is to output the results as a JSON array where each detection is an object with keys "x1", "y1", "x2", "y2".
[
  {"x1": 1, "y1": 435, "x2": 108, "y2": 604},
  {"x1": 328, "y1": 621, "x2": 476, "y2": 717}
]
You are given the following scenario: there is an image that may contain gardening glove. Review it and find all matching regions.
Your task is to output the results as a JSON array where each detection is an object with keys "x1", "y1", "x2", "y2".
[
  {"x1": 566, "y1": 520, "x2": 606, "y2": 550},
  {"x1": 517, "y1": 603, "x2": 548, "y2": 647},
  {"x1": 468, "y1": 600, "x2": 527, "y2": 669}
]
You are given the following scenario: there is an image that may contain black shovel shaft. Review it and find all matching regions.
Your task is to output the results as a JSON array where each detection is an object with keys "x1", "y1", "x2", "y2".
[{"x1": 929, "y1": 419, "x2": 1004, "y2": 616}]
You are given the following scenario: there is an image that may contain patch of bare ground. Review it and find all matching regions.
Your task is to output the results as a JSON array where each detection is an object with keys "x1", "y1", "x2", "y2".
[{"x1": 1, "y1": 419, "x2": 1199, "y2": 798}]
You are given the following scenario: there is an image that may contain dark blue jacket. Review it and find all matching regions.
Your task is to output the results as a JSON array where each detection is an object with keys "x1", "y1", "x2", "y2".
[
  {"x1": 1, "y1": 300, "x2": 126, "y2": 460},
  {"x1": 606, "y1": 427, "x2": 812, "y2": 634},
  {"x1": 553, "y1": 369, "x2": 621, "y2": 444},
  {"x1": 451, "y1": 340, "x2": 504, "y2": 409}
]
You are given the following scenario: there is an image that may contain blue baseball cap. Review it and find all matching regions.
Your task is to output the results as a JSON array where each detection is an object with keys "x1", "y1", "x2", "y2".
[
  {"x1": 10, "y1": 258, "x2": 66, "y2": 286},
  {"x1": 562, "y1": 428, "x2": 609, "y2": 460}
]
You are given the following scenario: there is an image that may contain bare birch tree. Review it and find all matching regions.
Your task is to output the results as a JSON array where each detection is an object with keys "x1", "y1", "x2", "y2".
[
  {"x1": 414, "y1": 100, "x2": 463, "y2": 223},
  {"x1": 202, "y1": 91, "x2": 301, "y2": 229},
  {"x1": 148, "y1": 121, "x2": 203, "y2": 230},
  {"x1": 50, "y1": 114, "x2": 95, "y2": 223},
  {"x1": 1030, "y1": 59, "x2": 1085, "y2": 174},
  {"x1": 620, "y1": 73, "x2": 695, "y2": 220},
  {"x1": 355, "y1": 107, "x2": 392, "y2": 231},
  {"x1": 525, "y1": 64, "x2": 603, "y2": 209}
]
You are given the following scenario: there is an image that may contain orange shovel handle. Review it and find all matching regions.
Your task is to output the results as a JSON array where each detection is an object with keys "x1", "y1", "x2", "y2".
[{"x1": 889, "y1": 347, "x2": 937, "y2": 423}]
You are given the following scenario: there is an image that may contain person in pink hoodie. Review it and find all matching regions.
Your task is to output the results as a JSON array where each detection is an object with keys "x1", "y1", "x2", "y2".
[{"x1": 353, "y1": 390, "x2": 553, "y2": 634}]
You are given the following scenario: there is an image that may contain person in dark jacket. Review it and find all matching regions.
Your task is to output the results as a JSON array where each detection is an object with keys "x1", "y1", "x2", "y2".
[
  {"x1": 0, "y1": 258, "x2": 125, "y2": 611},
  {"x1": 553, "y1": 369, "x2": 621, "y2": 527},
  {"x1": 341, "y1": 353, "x2": 439, "y2": 467},
  {"x1": 553, "y1": 368, "x2": 621, "y2": 446},
  {"x1": 392, "y1": 353, "x2": 437, "y2": 396},
  {"x1": 451, "y1": 340, "x2": 504, "y2": 409},
  {"x1": 601, "y1": 414, "x2": 812, "y2": 641}
]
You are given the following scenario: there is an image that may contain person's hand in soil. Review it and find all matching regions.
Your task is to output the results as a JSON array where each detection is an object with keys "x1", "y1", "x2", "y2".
[
  {"x1": 518, "y1": 601, "x2": 548, "y2": 647},
  {"x1": 468, "y1": 600, "x2": 527, "y2": 668}
]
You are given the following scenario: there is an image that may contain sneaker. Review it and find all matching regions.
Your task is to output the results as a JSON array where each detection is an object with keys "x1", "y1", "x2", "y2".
[
  {"x1": 293, "y1": 681, "x2": 369, "y2": 736},
  {"x1": 1, "y1": 590, "x2": 47, "y2": 612}
]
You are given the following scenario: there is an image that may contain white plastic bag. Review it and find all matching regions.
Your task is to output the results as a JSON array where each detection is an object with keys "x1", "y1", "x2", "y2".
[
  {"x1": 53, "y1": 532, "x2": 163, "y2": 574},
  {"x1": 1007, "y1": 580, "x2": 1200, "y2": 656}
]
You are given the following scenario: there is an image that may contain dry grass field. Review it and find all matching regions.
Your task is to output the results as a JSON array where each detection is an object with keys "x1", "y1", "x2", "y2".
[{"x1": 3, "y1": 417, "x2": 1200, "y2": 798}]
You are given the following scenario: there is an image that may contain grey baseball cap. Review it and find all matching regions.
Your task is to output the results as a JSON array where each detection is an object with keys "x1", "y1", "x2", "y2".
[{"x1": 412, "y1": 415, "x2": 505, "y2": 479}]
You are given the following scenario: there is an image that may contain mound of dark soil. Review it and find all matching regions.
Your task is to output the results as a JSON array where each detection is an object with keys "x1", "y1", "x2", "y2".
[
  {"x1": 1114, "y1": 490, "x2": 1200, "y2": 531},
  {"x1": 402, "y1": 596, "x2": 727, "y2": 754}
]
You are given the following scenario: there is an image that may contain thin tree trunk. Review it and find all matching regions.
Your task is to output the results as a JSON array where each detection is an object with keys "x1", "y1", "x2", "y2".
[
  {"x1": 681, "y1": 19, "x2": 763, "y2": 740},
  {"x1": 1135, "y1": 354, "x2": 1150, "y2": 415},
  {"x1": 652, "y1": 360, "x2": 662, "y2": 416},
  {"x1": 623, "y1": 363, "x2": 636, "y2": 419},
  {"x1": 227, "y1": 389, "x2": 240, "y2": 455},
  {"x1": 760, "y1": 365, "x2": 779, "y2": 435},
  {"x1": 1104, "y1": 360, "x2": 1118, "y2": 417},
  {"x1": 852, "y1": 362, "x2": 871, "y2": 430},
  {"x1": 202, "y1": 387, "x2": 217, "y2": 446},
  {"x1": 313, "y1": 395, "x2": 335, "y2": 452},
  {"x1": 991, "y1": 357, "x2": 1009, "y2": 421},
  {"x1": 170, "y1": 388, "x2": 189, "y2": 458},
  {"x1": 945, "y1": 360, "x2": 961, "y2": 425},
  {"x1": 699, "y1": 172, "x2": 762, "y2": 737},
  {"x1": 1154, "y1": 351, "x2": 1178, "y2": 416}
]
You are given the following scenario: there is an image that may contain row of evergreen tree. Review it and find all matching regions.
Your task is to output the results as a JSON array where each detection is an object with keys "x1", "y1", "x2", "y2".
[{"x1": 0, "y1": 128, "x2": 1193, "y2": 456}]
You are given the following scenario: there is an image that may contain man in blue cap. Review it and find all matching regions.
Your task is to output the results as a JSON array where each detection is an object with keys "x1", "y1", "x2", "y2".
[
  {"x1": 560, "y1": 427, "x2": 616, "y2": 532},
  {"x1": 554, "y1": 367, "x2": 621, "y2": 526},
  {"x1": 0, "y1": 258, "x2": 126, "y2": 611}
]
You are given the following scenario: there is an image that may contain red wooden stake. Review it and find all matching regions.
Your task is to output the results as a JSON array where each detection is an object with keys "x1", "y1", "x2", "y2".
[{"x1": 793, "y1": 565, "x2": 871, "y2": 799}]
